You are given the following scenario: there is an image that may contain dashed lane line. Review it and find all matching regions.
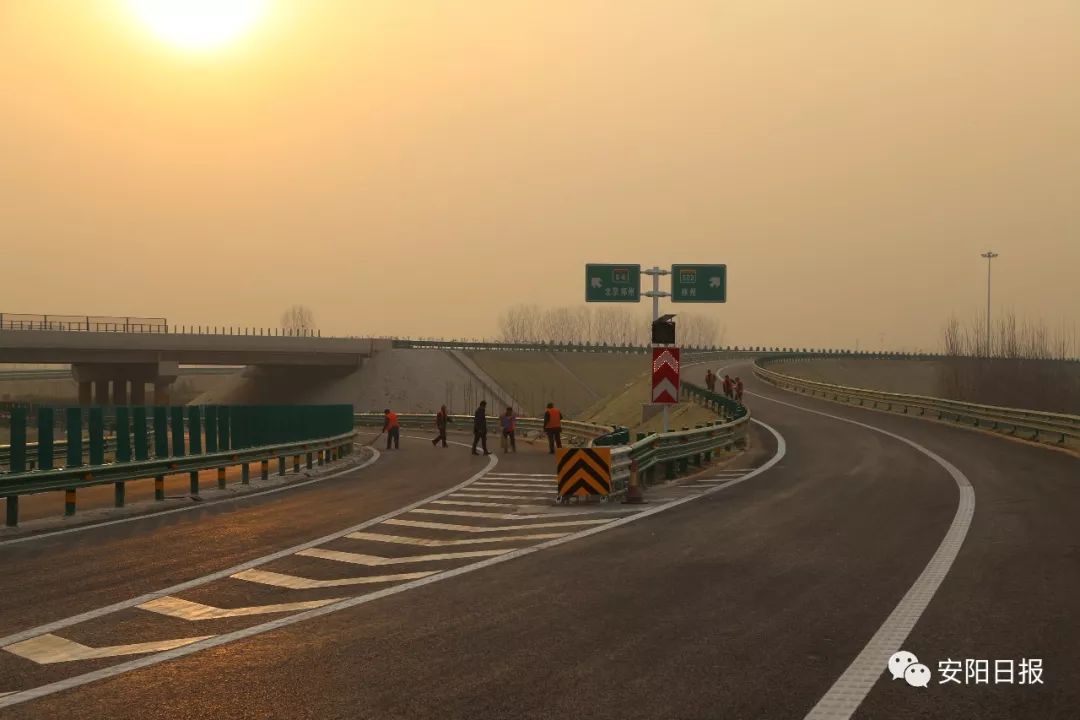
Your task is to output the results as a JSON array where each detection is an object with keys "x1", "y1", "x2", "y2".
[
  {"x1": 138, "y1": 597, "x2": 342, "y2": 621},
  {"x1": 5, "y1": 634, "x2": 213, "y2": 665},
  {"x1": 296, "y1": 547, "x2": 512, "y2": 566},
  {"x1": 230, "y1": 569, "x2": 437, "y2": 590},
  {"x1": 0, "y1": 420, "x2": 786, "y2": 710},
  {"x1": 345, "y1": 531, "x2": 569, "y2": 547}
]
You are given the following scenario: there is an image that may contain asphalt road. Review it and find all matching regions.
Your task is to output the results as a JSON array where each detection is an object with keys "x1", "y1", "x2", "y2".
[{"x1": 0, "y1": 378, "x2": 1076, "y2": 719}]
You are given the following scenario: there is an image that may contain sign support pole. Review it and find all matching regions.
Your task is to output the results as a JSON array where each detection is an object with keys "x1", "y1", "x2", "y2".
[{"x1": 643, "y1": 266, "x2": 672, "y2": 432}]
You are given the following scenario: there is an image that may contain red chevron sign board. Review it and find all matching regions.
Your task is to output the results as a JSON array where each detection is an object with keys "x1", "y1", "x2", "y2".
[{"x1": 652, "y1": 347, "x2": 680, "y2": 403}]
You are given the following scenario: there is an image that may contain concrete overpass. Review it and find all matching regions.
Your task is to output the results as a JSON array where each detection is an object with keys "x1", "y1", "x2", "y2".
[{"x1": 0, "y1": 329, "x2": 384, "y2": 405}]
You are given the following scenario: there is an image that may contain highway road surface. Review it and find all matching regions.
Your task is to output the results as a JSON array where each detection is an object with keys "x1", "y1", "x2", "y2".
[{"x1": 0, "y1": 373, "x2": 1076, "y2": 719}]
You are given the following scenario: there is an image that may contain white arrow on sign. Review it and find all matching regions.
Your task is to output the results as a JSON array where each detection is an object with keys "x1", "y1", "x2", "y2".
[
  {"x1": 590, "y1": 277, "x2": 603, "y2": 288},
  {"x1": 652, "y1": 378, "x2": 678, "y2": 402},
  {"x1": 708, "y1": 276, "x2": 723, "y2": 288}
]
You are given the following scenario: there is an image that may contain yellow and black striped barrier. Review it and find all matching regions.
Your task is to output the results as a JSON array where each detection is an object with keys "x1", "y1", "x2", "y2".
[{"x1": 556, "y1": 448, "x2": 612, "y2": 498}]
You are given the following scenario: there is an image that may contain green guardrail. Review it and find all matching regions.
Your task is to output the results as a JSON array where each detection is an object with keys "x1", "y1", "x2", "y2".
[{"x1": 0, "y1": 404, "x2": 356, "y2": 527}]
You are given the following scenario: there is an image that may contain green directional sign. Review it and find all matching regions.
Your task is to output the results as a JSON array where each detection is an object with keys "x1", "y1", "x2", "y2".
[
  {"x1": 585, "y1": 264, "x2": 641, "y2": 302},
  {"x1": 670, "y1": 264, "x2": 727, "y2": 303}
]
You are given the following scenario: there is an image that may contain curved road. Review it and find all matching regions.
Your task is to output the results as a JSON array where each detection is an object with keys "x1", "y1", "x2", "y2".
[{"x1": 0, "y1": 373, "x2": 1076, "y2": 719}]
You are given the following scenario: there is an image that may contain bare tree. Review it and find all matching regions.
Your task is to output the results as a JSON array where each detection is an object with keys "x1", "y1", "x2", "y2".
[{"x1": 281, "y1": 305, "x2": 316, "y2": 333}]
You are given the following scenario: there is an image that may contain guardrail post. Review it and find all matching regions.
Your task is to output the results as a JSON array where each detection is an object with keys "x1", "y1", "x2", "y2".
[
  {"x1": 66, "y1": 407, "x2": 82, "y2": 468},
  {"x1": 10, "y1": 406, "x2": 27, "y2": 473},
  {"x1": 114, "y1": 480, "x2": 125, "y2": 508},
  {"x1": 153, "y1": 407, "x2": 168, "y2": 458},
  {"x1": 278, "y1": 457, "x2": 286, "y2": 476},
  {"x1": 189, "y1": 469, "x2": 199, "y2": 495},
  {"x1": 217, "y1": 467, "x2": 226, "y2": 489},
  {"x1": 89, "y1": 407, "x2": 104, "y2": 466},
  {"x1": 293, "y1": 455, "x2": 300, "y2": 474},
  {"x1": 5, "y1": 497, "x2": 18, "y2": 527},
  {"x1": 241, "y1": 463, "x2": 250, "y2": 484},
  {"x1": 37, "y1": 408, "x2": 54, "y2": 470},
  {"x1": 306, "y1": 452, "x2": 313, "y2": 470},
  {"x1": 64, "y1": 488, "x2": 76, "y2": 516},
  {"x1": 116, "y1": 406, "x2": 131, "y2": 463},
  {"x1": 218, "y1": 406, "x2": 230, "y2": 451},
  {"x1": 317, "y1": 449, "x2": 325, "y2": 466}
]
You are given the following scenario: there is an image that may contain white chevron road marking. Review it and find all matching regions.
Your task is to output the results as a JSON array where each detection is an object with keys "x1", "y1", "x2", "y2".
[
  {"x1": 230, "y1": 569, "x2": 436, "y2": 590},
  {"x1": 346, "y1": 531, "x2": 568, "y2": 547},
  {"x1": 431, "y1": 499, "x2": 515, "y2": 508},
  {"x1": 296, "y1": 547, "x2": 511, "y2": 566},
  {"x1": 138, "y1": 596, "x2": 341, "y2": 621},
  {"x1": 4, "y1": 633, "x2": 212, "y2": 665},
  {"x1": 449, "y1": 492, "x2": 556, "y2": 501},
  {"x1": 384, "y1": 518, "x2": 610, "y2": 533},
  {"x1": 484, "y1": 473, "x2": 555, "y2": 478}
]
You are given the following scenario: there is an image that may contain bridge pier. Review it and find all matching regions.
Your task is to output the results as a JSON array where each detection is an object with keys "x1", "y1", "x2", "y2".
[
  {"x1": 111, "y1": 378, "x2": 128, "y2": 406},
  {"x1": 93, "y1": 379, "x2": 109, "y2": 405},
  {"x1": 72, "y1": 362, "x2": 177, "y2": 406},
  {"x1": 78, "y1": 381, "x2": 92, "y2": 406},
  {"x1": 130, "y1": 381, "x2": 146, "y2": 406}
]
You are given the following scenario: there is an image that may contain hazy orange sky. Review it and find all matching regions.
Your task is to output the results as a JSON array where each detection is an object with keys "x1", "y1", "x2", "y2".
[{"x1": 2, "y1": 1, "x2": 1077, "y2": 351}]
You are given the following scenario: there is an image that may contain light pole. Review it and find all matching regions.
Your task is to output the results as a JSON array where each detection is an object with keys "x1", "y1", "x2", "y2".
[{"x1": 980, "y1": 251, "x2": 999, "y2": 357}]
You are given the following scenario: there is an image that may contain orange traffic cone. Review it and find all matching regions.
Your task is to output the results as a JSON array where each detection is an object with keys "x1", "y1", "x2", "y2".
[{"x1": 623, "y1": 459, "x2": 645, "y2": 504}]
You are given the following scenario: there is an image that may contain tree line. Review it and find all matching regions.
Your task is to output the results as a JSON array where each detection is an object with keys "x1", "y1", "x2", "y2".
[{"x1": 496, "y1": 304, "x2": 726, "y2": 347}]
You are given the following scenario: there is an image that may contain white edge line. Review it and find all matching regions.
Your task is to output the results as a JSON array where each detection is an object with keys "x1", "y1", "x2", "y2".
[
  {"x1": 0, "y1": 447, "x2": 383, "y2": 548},
  {"x1": 743, "y1": 388, "x2": 975, "y2": 720},
  {"x1": 0, "y1": 443, "x2": 497, "y2": 649},
  {"x1": 0, "y1": 420, "x2": 786, "y2": 709}
]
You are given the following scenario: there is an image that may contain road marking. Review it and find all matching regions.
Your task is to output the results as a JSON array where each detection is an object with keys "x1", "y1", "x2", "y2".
[
  {"x1": 230, "y1": 568, "x2": 437, "y2": 590},
  {"x1": 137, "y1": 597, "x2": 341, "y2": 621},
  {"x1": 0, "y1": 446, "x2": 383, "y2": 548},
  {"x1": 448, "y1": 492, "x2": 556, "y2": 501},
  {"x1": 484, "y1": 473, "x2": 555, "y2": 478},
  {"x1": 477, "y1": 477, "x2": 552, "y2": 484},
  {"x1": 431, "y1": 499, "x2": 515, "y2": 508},
  {"x1": 408, "y1": 509, "x2": 557, "y2": 520},
  {"x1": 744, "y1": 389, "x2": 976, "y2": 720},
  {"x1": 455, "y1": 488, "x2": 550, "y2": 496},
  {"x1": 0, "y1": 420, "x2": 785, "y2": 710},
  {"x1": 468, "y1": 482, "x2": 552, "y2": 490},
  {"x1": 297, "y1": 547, "x2": 511, "y2": 566},
  {"x1": 385, "y1": 518, "x2": 612, "y2": 532},
  {"x1": 4, "y1": 634, "x2": 212, "y2": 665},
  {"x1": 0, "y1": 450, "x2": 498, "y2": 650},
  {"x1": 693, "y1": 478, "x2": 736, "y2": 484},
  {"x1": 345, "y1": 531, "x2": 568, "y2": 547}
]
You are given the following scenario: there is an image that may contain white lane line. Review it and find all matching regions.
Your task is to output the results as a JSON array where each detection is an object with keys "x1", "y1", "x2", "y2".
[
  {"x1": 479, "y1": 477, "x2": 553, "y2": 484},
  {"x1": 483, "y1": 473, "x2": 555, "y2": 478},
  {"x1": 745, "y1": 390, "x2": 976, "y2": 720},
  {"x1": 0, "y1": 448, "x2": 497, "y2": 649},
  {"x1": 138, "y1": 597, "x2": 341, "y2": 621},
  {"x1": 448, "y1": 492, "x2": 556, "y2": 501},
  {"x1": 4, "y1": 634, "x2": 212, "y2": 665},
  {"x1": 0, "y1": 447, "x2": 383, "y2": 548},
  {"x1": 693, "y1": 478, "x2": 736, "y2": 484},
  {"x1": 430, "y1": 500, "x2": 515, "y2": 508},
  {"x1": 385, "y1": 518, "x2": 612, "y2": 532},
  {"x1": 409, "y1": 508, "x2": 625, "y2": 520},
  {"x1": 454, "y1": 488, "x2": 551, "y2": 496},
  {"x1": 0, "y1": 420, "x2": 785, "y2": 710},
  {"x1": 230, "y1": 569, "x2": 436, "y2": 590},
  {"x1": 296, "y1": 548, "x2": 511, "y2": 566},
  {"x1": 345, "y1": 531, "x2": 568, "y2": 547},
  {"x1": 469, "y1": 482, "x2": 553, "y2": 490}
]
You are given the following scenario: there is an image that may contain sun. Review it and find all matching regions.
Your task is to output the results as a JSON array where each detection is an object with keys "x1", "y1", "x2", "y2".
[{"x1": 125, "y1": 0, "x2": 270, "y2": 52}]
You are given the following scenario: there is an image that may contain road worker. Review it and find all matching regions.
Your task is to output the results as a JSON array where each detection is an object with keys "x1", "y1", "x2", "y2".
[
  {"x1": 432, "y1": 405, "x2": 450, "y2": 448},
  {"x1": 543, "y1": 402, "x2": 563, "y2": 454},
  {"x1": 382, "y1": 408, "x2": 400, "y2": 450},
  {"x1": 500, "y1": 406, "x2": 517, "y2": 453},
  {"x1": 722, "y1": 374, "x2": 734, "y2": 399},
  {"x1": 471, "y1": 400, "x2": 491, "y2": 455},
  {"x1": 735, "y1": 377, "x2": 745, "y2": 403}
]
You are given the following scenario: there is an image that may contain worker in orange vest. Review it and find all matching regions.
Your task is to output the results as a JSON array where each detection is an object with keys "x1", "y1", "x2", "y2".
[
  {"x1": 543, "y1": 402, "x2": 563, "y2": 454},
  {"x1": 382, "y1": 408, "x2": 400, "y2": 450}
]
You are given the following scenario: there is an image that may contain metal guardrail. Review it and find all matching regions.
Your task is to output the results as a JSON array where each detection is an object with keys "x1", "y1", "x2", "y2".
[
  {"x1": 754, "y1": 358, "x2": 1080, "y2": 450},
  {"x1": 0, "y1": 432, "x2": 357, "y2": 527},
  {"x1": 353, "y1": 414, "x2": 614, "y2": 447}
]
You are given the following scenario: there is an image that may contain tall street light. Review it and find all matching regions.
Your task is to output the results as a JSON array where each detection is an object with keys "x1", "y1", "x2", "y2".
[{"x1": 981, "y1": 250, "x2": 999, "y2": 357}]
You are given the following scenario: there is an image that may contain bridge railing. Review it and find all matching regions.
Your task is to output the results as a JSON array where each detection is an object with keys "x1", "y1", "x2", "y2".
[
  {"x1": 0, "y1": 404, "x2": 357, "y2": 527},
  {"x1": 754, "y1": 358, "x2": 1080, "y2": 450}
]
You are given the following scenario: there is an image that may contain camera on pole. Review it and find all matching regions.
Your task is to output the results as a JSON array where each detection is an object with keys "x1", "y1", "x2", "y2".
[{"x1": 652, "y1": 314, "x2": 676, "y2": 345}]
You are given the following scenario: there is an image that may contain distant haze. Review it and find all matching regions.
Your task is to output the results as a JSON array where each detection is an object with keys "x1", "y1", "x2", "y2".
[{"x1": 2, "y1": 1, "x2": 1077, "y2": 350}]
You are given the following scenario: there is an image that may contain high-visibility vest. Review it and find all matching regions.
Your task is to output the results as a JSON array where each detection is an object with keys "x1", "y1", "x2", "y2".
[
  {"x1": 386, "y1": 411, "x2": 399, "y2": 429},
  {"x1": 545, "y1": 408, "x2": 562, "y2": 430}
]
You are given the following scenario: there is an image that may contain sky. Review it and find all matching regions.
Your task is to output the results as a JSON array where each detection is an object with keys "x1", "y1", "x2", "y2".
[{"x1": 2, "y1": 1, "x2": 1078, "y2": 351}]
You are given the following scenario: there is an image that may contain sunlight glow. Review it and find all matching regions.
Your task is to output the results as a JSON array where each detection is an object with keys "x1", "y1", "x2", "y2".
[{"x1": 125, "y1": 0, "x2": 270, "y2": 52}]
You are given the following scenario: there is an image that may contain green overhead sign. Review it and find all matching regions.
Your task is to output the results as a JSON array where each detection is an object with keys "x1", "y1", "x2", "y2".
[
  {"x1": 585, "y1": 264, "x2": 641, "y2": 302},
  {"x1": 670, "y1": 264, "x2": 727, "y2": 303}
]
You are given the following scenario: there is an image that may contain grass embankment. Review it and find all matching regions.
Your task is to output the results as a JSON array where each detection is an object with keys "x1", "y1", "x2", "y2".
[{"x1": 580, "y1": 370, "x2": 718, "y2": 435}]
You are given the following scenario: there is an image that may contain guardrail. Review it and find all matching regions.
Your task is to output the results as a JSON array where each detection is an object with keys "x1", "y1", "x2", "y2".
[
  {"x1": 353, "y1": 413, "x2": 615, "y2": 447},
  {"x1": 0, "y1": 404, "x2": 356, "y2": 527},
  {"x1": 754, "y1": 358, "x2": 1080, "y2": 451},
  {"x1": 0, "y1": 367, "x2": 241, "y2": 382},
  {"x1": 605, "y1": 382, "x2": 751, "y2": 495}
]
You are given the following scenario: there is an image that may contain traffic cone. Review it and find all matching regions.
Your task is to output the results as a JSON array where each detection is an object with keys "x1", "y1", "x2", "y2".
[{"x1": 624, "y1": 459, "x2": 645, "y2": 504}]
